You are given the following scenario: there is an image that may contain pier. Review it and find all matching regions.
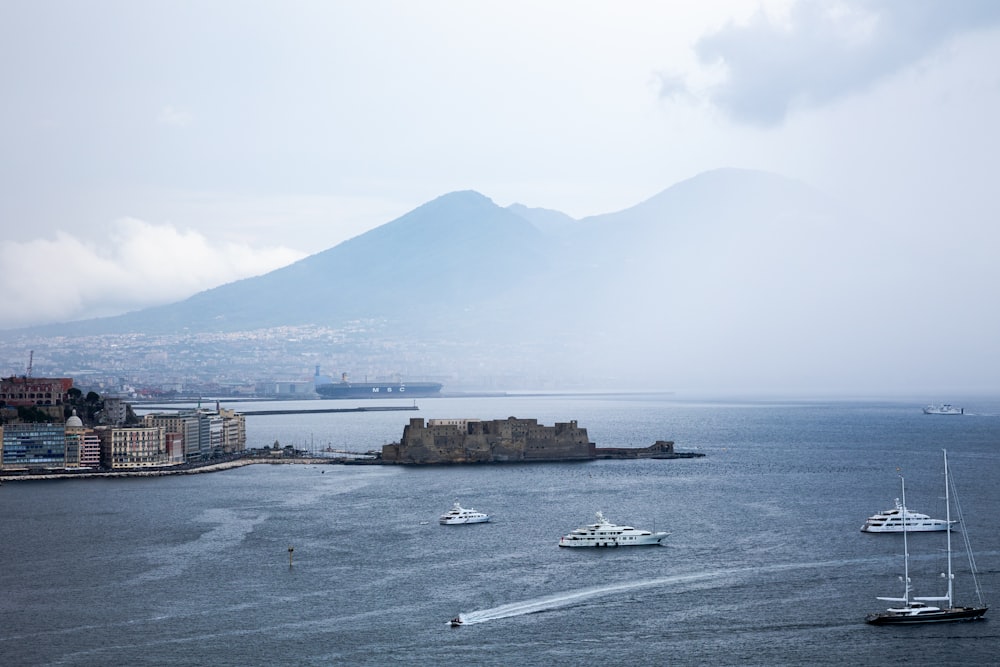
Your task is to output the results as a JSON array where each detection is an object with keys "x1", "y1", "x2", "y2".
[
  {"x1": 237, "y1": 405, "x2": 419, "y2": 416},
  {"x1": 135, "y1": 405, "x2": 419, "y2": 416}
]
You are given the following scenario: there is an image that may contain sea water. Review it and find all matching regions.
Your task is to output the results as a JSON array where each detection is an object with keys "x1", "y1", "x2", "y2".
[{"x1": 2, "y1": 394, "x2": 999, "y2": 666}]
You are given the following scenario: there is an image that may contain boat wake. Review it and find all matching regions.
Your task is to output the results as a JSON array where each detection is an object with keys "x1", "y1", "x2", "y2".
[
  {"x1": 451, "y1": 556, "x2": 898, "y2": 627},
  {"x1": 455, "y1": 571, "x2": 720, "y2": 625}
]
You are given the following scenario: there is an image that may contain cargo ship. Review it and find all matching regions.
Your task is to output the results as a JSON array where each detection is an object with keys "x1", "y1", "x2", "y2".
[{"x1": 314, "y1": 370, "x2": 443, "y2": 399}]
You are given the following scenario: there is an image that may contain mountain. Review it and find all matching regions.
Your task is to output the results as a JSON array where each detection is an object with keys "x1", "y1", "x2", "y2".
[
  {"x1": 6, "y1": 168, "x2": 908, "y2": 392},
  {"x1": 30, "y1": 190, "x2": 551, "y2": 337}
]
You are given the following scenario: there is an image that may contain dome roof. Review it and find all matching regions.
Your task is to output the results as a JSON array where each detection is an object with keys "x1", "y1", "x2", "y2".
[{"x1": 66, "y1": 409, "x2": 83, "y2": 428}]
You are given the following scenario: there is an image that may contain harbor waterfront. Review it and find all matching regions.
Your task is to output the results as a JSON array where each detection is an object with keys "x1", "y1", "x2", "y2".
[
  {"x1": 2, "y1": 393, "x2": 999, "y2": 666},
  {"x1": 0, "y1": 457, "x2": 357, "y2": 482}
]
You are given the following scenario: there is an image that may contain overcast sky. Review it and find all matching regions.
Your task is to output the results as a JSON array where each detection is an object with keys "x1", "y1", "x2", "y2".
[{"x1": 2, "y1": 0, "x2": 999, "y2": 331}]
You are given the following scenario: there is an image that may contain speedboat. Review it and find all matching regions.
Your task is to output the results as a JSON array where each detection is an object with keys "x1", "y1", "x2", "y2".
[
  {"x1": 558, "y1": 511, "x2": 669, "y2": 547},
  {"x1": 449, "y1": 616, "x2": 463, "y2": 627},
  {"x1": 923, "y1": 404, "x2": 964, "y2": 415},
  {"x1": 861, "y1": 498, "x2": 955, "y2": 533},
  {"x1": 439, "y1": 502, "x2": 490, "y2": 525}
]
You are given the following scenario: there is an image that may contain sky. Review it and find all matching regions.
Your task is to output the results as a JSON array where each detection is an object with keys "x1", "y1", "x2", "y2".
[{"x1": 2, "y1": 0, "x2": 1000, "y2": 332}]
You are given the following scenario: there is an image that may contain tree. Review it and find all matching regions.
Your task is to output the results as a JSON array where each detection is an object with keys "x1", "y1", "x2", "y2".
[{"x1": 17, "y1": 406, "x2": 56, "y2": 423}]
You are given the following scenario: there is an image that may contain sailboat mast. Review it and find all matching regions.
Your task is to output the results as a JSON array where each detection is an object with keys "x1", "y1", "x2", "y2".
[
  {"x1": 944, "y1": 449, "x2": 954, "y2": 606},
  {"x1": 901, "y1": 476, "x2": 910, "y2": 605}
]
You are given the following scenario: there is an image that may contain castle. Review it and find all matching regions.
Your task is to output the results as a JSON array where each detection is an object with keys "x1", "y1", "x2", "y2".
[{"x1": 382, "y1": 416, "x2": 594, "y2": 464}]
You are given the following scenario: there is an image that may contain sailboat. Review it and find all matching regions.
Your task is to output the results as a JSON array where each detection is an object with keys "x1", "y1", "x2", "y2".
[{"x1": 866, "y1": 449, "x2": 988, "y2": 624}]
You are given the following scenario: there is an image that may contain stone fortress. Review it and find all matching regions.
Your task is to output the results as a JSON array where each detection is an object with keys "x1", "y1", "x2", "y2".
[
  {"x1": 383, "y1": 416, "x2": 593, "y2": 464},
  {"x1": 381, "y1": 416, "x2": 694, "y2": 464}
]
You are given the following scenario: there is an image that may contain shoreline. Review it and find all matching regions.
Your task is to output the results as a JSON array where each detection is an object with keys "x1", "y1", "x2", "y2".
[
  {"x1": 0, "y1": 448, "x2": 704, "y2": 483},
  {"x1": 0, "y1": 457, "x2": 370, "y2": 482}
]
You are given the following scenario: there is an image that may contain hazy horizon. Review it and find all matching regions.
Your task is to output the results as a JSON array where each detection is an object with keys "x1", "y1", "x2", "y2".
[{"x1": 3, "y1": 2, "x2": 1000, "y2": 395}]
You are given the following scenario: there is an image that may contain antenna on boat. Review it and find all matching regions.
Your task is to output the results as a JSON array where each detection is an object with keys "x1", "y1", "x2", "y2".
[
  {"x1": 944, "y1": 449, "x2": 953, "y2": 606},
  {"x1": 901, "y1": 475, "x2": 911, "y2": 604}
]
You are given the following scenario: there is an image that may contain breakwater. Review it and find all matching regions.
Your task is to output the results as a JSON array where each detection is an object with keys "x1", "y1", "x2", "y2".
[
  {"x1": 239, "y1": 405, "x2": 418, "y2": 416},
  {"x1": 135, "y1": 405, "x2": 419, "y2": 416},
  {"x1": 382, "y1": 417, "x2": 705, "y2": 464},
  {"x1": 593, "y1": 441, "x2": 705, "y2": 459}
]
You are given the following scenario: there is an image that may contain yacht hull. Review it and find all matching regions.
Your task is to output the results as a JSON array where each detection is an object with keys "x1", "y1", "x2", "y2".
[
  {"x1": 558, "y1": 534, "x2": 668, "y2": 547},
  {"x1": 861, "y1": 523, "x2": 952, "y2": 533},
  {"x1": 439, "y1": 516, "x2": 490, "y2": 525},
  {"x1": 558, "y1": 539, "x2": 667, "y2": 547},
  {"x1": 866, "y1": 606, "x2": 988, "y2": 625}
]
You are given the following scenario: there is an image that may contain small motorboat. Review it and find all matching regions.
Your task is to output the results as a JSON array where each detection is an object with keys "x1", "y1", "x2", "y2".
[{"x1": 449, "y1": 616, "x2": 463, "y2": 627}]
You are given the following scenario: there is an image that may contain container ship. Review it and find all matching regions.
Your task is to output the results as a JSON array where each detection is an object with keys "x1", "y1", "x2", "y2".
[{"x1": 314, "y1": 370, "x2": 443, "y2": 399}]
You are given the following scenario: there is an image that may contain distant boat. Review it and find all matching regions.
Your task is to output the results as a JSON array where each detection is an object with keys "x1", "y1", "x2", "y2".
[
  {"x1": 923, "y1": 404, "x2": 963, "y2": 415},
  {"x1": 558, "y1": 511, "x2": 668, "y2": 547},
  {"x1": 315, "y1": 372, "x2": 442, "y2": 399},
  {"x1": 865, "y1": 450, "x2": 988, "y2": 625},
  {"x1": 439, "y1": 502, "x2": 490, "y2": 525},
  {"x1": 860, "y1": 498, "x2": 955, "y2": 533}
]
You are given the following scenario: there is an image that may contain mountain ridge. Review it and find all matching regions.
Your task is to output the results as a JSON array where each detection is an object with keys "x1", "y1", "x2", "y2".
[{"x1": 4, "y1": 168, "x2": 903, "y2": 392}]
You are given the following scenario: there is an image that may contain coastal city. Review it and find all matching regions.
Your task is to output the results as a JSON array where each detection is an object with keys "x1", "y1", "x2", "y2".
[
  {"x1": 0, "y1": 374, "x2": 250, "y2": 474},
  {"x1": 0, "y1": 323, "x2": 592, "y2": 401},
  {"x1": 0, "y1": 324, "x2": 444, "y2": 398},
  {"x1": 0, "y1": 372, "x2": 700, "y2": 476}
]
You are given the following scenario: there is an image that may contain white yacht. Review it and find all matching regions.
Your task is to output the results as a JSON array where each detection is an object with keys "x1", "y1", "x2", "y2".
[
  {"x1": 439, "y1": 502, "x2": 491, "y2": 525},
  {"x1": 558, "y1": 511, "x2": 669, "y2": 547},
  {"x1": 861, "y1": 498, "x2": 955, "y2": 533}
]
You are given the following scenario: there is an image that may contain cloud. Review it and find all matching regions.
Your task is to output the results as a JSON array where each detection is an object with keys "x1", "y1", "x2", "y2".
[
  {"x1": 675, "y1": 0, "x2": 1000, "y2": 126},
  {"x1": 656, "y1": 72, "x2": 693, "y2": 103},
  {"x1": 0, "y1": 218, "x2": 305, "y2": 329},
  {"x1": 156, "y1": 105, "x2": 194, "y2": 127}
]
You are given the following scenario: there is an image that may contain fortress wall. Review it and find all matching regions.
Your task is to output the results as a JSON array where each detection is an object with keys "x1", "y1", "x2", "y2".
[{"x1": 384, "y1": 416, "x2": 594, "y2": 464}]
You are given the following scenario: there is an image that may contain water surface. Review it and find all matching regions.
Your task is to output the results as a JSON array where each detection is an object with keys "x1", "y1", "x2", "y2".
[{"x1": 3, "y1": 395, "x2": 998, "y2": 666}]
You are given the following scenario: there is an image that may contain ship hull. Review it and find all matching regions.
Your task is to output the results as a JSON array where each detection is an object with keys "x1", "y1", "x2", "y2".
[
  {"x1": 866, "y1": 606, "x2": 987, "y2": 624},
  {"x1": 861, "y1": 523, "x2": 953, "y2": 533},
  {"x1": 440, "y1": 516, "x2": 490, "y2": 525},
  {"x1": 315, "y1": 382, "x2": 442, "y2": 399},
  {"x1": 558, "y1": 533, "x2": 668, "y2": 547}
]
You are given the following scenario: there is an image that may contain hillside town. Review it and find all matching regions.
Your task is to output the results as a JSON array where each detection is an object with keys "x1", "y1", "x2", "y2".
[
  {"x1": 0, "y1": 323, "x2": 566, "y2": 400},
  {"x1": 0, "y1": 375, "x2": 246, "y2": 473}
]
